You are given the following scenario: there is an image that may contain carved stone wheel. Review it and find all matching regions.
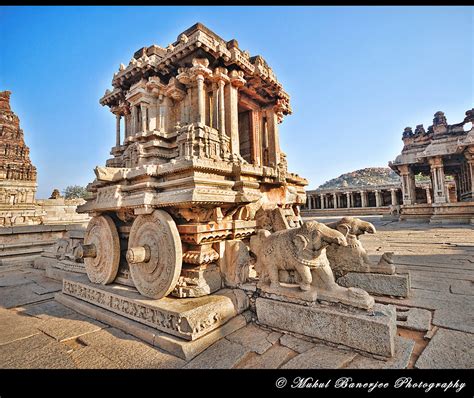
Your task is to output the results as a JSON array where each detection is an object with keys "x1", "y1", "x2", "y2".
[
  {"x1": 127, "y1": 209, "x2": 182, "y2": 299},
  {"x1": 83, "y1": 215, "x2": 120, "y2": 285}
]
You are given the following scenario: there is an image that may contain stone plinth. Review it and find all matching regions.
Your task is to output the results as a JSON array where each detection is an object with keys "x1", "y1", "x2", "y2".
[
  {"x1": 337, "y1": 272, "x2": 411, "y2": 298},
  {"x1": 255, "y1": 296, "x2": 396, "y2": 357},
  {"x1": 59, "y1": 275, "x2": 248, "y2": 341}
]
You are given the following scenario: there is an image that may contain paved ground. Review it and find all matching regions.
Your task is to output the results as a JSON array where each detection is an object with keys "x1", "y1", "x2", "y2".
[{"x1": 0, "y1": 218, "x2": 473, "y2": 369}]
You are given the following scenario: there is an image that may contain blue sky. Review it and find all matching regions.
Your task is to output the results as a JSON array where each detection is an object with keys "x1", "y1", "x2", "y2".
[{"x1": 0, "y1": 6, "x2": 472, "y2": 198}]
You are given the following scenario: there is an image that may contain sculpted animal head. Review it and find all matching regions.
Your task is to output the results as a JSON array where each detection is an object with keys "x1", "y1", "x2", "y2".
[
  {"x1": 292, "y1": 221, "x2": 348, "y2": 263},
  {"x1": 329, "y1": 217, "x2": 376, "y2": 238}
]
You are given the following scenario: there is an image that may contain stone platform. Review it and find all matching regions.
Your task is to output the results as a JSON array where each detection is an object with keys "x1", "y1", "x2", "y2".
[
  {"x1": 255, "y1": 296, "x2": 396, "y2": 357},
  {"x1": 56, "y1": 275, "x2": 249, "y2": 359},
  {"x1": 337, "y1": 272, "x2": 411, "y2": 297}
]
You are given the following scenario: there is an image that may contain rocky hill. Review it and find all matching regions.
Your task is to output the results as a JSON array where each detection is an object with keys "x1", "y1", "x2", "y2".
[{"x1": 318, "y1": 167, "x2": 400, "y2": 189}]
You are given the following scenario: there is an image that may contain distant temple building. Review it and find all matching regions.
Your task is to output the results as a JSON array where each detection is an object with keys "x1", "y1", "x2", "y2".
[
  {"x1": 389, "y1": 109, "x2": 473, "y2": 223},
  {"x1": 0, "y1": 90, "x2": 89, "y2": 227},
  {"x1": 0, "y1": 91, "x2": 41, "y2": 225},
  {"x1": 302, "y1": 109, "x2": 473, "y2": 224}
]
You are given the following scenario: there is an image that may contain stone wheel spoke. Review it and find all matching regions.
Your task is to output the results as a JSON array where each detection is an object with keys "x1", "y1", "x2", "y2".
[
  {"x1": 83, "y1": 214, "x2": 120, "y2": 284},
  {"x1": 128, "y1": 209, "x2": 182, "y2": 299}
]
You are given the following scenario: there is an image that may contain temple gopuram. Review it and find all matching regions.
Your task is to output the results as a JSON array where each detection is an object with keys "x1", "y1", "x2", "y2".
[
  {"x1": 389, "y1": 109, "x2": 474, "y2": 224},
  {"x1": 0, "y1": 91, "x2": 41, "y2": 226}
]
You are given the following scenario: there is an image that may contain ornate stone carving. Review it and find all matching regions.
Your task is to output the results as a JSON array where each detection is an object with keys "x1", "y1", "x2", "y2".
[
  {"x1": 80, "y1": 215, "x2": 120, "y2": 284},
  {"x1": 127, "y1": 209, "x2": 182, "y2": 299}
]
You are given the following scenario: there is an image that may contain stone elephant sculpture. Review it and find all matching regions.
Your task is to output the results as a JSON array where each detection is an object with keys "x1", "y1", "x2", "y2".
[
  {"x1": 326, "y1": 216, "x2": 394, "y2": 277},
  {"x1": 250, "y1": 220, "x2": 348, "y2": 292}
]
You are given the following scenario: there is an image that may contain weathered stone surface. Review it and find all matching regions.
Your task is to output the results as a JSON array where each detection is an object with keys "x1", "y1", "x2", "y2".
[
  {"x1": 279, "y1": 334, "x2": 315, "y2": 354},
  {"x1": 61, "y1": 275, "x2": 248, "y2": 341},
  {"x1": 55, "y1": 291, "x2": 249, "y2": 361},
  {"x1": 415, "y1": 328, "x2": 474, "y2": 369},
  {"x1": 0, "y1": 307, "x2": 41, "y2": 345},
  {"x1": 432, "y1": 308, "x2": 474, "y2": 334},
  {"x1": 256, "y1": 297, "x2": 396, "y2": 357},
  {"x1": 450, "y1": 280, "x2": 473, "y2": 296},
  {"x1": 337, "y1": 272, "x2": 410, "y2": 298},
  {"x1": 281, "y1": 344, "x2": 357, "y2": 369},
  {"x1": 238, "y1": 344, "x2": 296, "y2": 369},
  {"x1": 396, "y1": 306, "x2": 432, "y2": 332},
  {"x1": 345, "y1": 337, "x2": 415, "y2": 369},
  {"x1": 77, "y1": 328, "x2": 185, "y2": 369},
  {"x1": 226, "y1": 324, "x2": 272, "y2": 354},
  {"x1": 37, "y1": 312, "x2": 107, "y2": 342},
  {"x1": 183, "y1": 338, "x2": 250, "y2": 369},
  {"x1": 0, "y1": 333, "x2": 75, "y2": 369}
]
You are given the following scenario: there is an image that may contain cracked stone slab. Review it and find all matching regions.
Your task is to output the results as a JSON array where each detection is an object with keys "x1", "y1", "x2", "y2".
[
  {"x1": 432, "y1": 308, "x2": 474, "y2": 334},
  {"x1": 238, "y1": 344, "x2": 296, "y2": 369},
  {"x1": 0, "y1": 333, "x2": 76, "y2": 369},
  {"x1": 450, "y1": 280, "x2": 473, "y2": 296},
  {"x1": 226, "y1": 324, "x2": 272, "y2": 354},
  {"x1": 0, "y1": 307, "x2": 42, "y2": 345},
  {"x1": 345, "y1": 337, "x2": 415, "y2": 369},
  {"x1": 77, "y1": 328, "x2": 185, "y2": 369},
  {"x1": 279, "y1": 334, "x2": 315, "y2": 354},
  {"x1": 183, "y1": 338, "x2": 251, "y2": 369},
  {"x1": 415, "y1": 328, "x2": 474, "y2": 369},
  {"x1": 281, "y1": 344, "x2": 357, "y2": 369},
  {"x1": 37, "y1": 313, "x2": 107, "y2": 342},
  {"x1": 396, "y1": 306, "x2": 432, "y2": 332}
]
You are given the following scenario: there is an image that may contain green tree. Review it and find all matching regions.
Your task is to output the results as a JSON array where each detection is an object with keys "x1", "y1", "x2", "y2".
[{"x1": 63, "y1": 185, "x2": 88, "y2": 199}]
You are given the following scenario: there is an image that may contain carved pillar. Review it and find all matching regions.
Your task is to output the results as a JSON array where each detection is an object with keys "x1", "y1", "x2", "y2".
[
  {"x1": 225, "y1": 70, "x2": 246, "y2": 158},
  {"x1": 360, "y1": 191, "x2": 367, "y2": 207},
  {"x1": 345, "y1": 192, "x2": 350, "y2": 208},
  {"x1": 265, "y1": 107, "x2": 280, "y2": 167},
  {"x1": 390, "y1": 189, "x2": 397, "y2": 205},
  {"x1": 132, "y1": 106, "x2": 138, "y2": 135},
  {"x1": 375, "y1": 190, "x2": 382, "y2": 207},
  {"x1": 115, "y1": 114, "x2": 121, "y2": 147},
  {"x1": 124, "y1": 110, "x2": 130, "y2": 139},
  {"x1": 196, "y1": 74, "x2": 205, "y2": 125},
  {"x1": 333, "y1": 193, "x2": 337, "y2": 209},
  {"x1": 466, "y1": 152, "x2": 474, "y2": 200},
  {"x1": 307, "y1": 195, "x2": 312, "y2": 210},
  {"x1": 429, "y1": 157, "x2": 447, "y2": 204},
  {"x1": 140, "y1": 104, "x2": 147, "y2": 133},
  {"x1": 399, "y1": 165, "x2": 416, "y2": 205},
  {"x1": 320, "y1": 194, "x2": 325, "y2": 209}
]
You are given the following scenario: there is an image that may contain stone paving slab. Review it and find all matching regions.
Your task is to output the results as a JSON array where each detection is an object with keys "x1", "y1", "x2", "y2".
[
  {"x1": 77, "y1": 328, "x2": 186, "y2": 369},
  {"x1": 415, "y1": 328, "x2": 474, "y2": 369},
  {"x1": 37, "y1": 312, "x2": 107, "y2": 342},
  {"x1": 0, "y1": 284, "x2": 55, "y2": 309},
  {"x1": 16, "y1": 300, "x2": 76, "y2": 320},
  {"x1": 0, "y1": 333, "x2": 76, "y2": 369},
  {"x1": 396, "y1": 306, "x2": 432, "y2": 332},
  {"x1": 279, "y1": 334, "x2": 315, "y2": 354},
  {"x1": 432, "y1": 308, "x2": 474, "y2": 334},
  {"x1": 237, "y1": 344, "x2": 296, "y2": 369},
  {"x1": 0, "y1": 307, "x2": 41, "y2": 345},
  {"x1": 226, "y1": 323, "x2": 273, "y2": 354},
  {"x1": 345, "y1": 337, "x2": 415, "y2": 369},
  {"x1": 69, "y1": 346, "x2": 119, "y2": 369},
  {"x1": 450, "y1": 280, "x2": 473, "y2": 296},
  {"x1": 281, "y1": 344, "x2": 357, "y2": 369},
  {"x1": 183, "y1": 338, "x2": 251, "y2": 369}
]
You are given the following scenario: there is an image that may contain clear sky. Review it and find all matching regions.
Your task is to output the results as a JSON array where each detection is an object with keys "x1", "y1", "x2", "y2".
[{"x1": 0, "y1": 6, "x2": 472, "y2": 198}]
